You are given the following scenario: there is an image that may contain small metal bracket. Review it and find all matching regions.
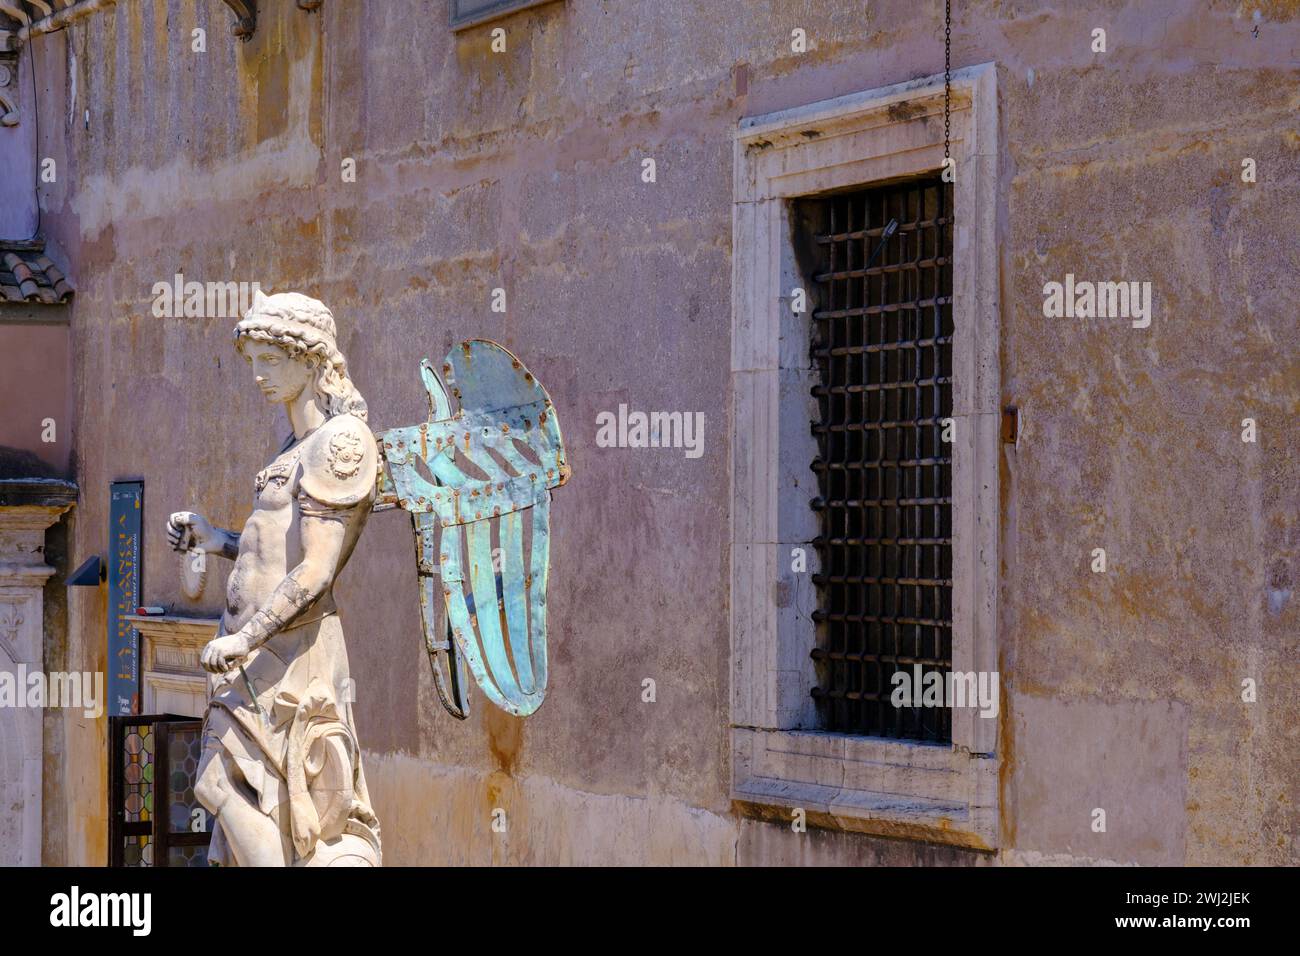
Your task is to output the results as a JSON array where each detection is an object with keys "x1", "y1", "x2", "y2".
[
  {"x1": 68, "y1": 555, "x2": 106, "y2": 587},
  {"x1": 1001, "y1": 406, "x2": 1019, "y2": 446}
]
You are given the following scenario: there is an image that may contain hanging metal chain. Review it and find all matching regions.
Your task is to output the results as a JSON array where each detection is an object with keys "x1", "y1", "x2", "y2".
[{"x1": 944, "y1": 0, "x2": 952, "y2": 160}]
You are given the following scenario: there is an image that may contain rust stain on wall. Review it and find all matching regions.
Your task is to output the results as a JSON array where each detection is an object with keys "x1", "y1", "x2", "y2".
[
  {"x1": 997, "y1": 679, "x2": 1017, "y2": 850},
  {"x1": 484, "y1": 702, "x2": 524, "y2": 778}
]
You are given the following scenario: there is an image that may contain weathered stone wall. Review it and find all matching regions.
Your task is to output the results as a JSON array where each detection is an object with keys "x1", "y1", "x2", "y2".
[
  {"x1": 29, "y1": 0, "x2": 1298, "y2": 865},
  {"x1": 0, "y1": 323, "x2": 71, "y2": 477}
]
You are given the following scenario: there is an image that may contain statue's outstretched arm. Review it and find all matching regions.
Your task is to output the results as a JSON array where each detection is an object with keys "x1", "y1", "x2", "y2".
[
  {"x1": 212, "y1": 528, "x2": 242, "y2": 561},
  {"x1": 167, "y1": 511, "x2": 241, "y2": 561}
]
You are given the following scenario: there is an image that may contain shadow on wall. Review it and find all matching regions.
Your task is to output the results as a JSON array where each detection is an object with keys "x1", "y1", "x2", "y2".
[{"x1": 0, "y1": 444, "x2": 66, "y2": 480}]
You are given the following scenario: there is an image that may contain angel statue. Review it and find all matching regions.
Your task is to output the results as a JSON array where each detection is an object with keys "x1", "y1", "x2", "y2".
[{"x1": 167, "y1": 291, "x2": 382, "y2": 867}]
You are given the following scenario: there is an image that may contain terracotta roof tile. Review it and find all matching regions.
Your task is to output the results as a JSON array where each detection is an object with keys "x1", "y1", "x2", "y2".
[{"x1": 0, "y1": 240, "x2": 74, "y2": 304}]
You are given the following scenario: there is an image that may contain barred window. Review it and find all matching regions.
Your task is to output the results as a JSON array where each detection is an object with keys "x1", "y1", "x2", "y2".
[{"x1": 798, "y1": 177, "x2": 955, "y2": 742}]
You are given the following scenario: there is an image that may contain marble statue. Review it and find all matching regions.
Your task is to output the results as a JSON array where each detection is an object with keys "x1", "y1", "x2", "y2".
[{"x1": 167, "y1": 291, "x2": 382, "y2": 867}]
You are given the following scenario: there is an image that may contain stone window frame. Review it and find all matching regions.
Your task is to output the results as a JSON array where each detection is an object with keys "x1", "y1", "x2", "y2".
[
  {"x1": 448, "y1": 0, "x2": 561, "y2": 31},
  {"x1": 729, "y1": 63, "x2": 1001, "y2": 850},
  {"x1": 125, "y1": 614, "x2": 220, "y2": 719}
]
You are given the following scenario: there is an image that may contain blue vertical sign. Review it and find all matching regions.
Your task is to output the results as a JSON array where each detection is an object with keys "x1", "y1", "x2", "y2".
[{"x1": 108, "y1": 481, "x2": 143, "y2": 716}]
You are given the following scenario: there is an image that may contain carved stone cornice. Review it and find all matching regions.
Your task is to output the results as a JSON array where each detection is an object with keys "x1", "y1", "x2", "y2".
[
  {"x1": 0, "y1": 506, "x2": 71, "y2": 532},
  {"x1": 0, "y1": 562, "x2": 56, "y2": 586},
  {"x1": 10, "y1": 0, "x2": 118, "y2": 48},
  {"x1": 125, "y1": 614, "x2": 219, "y2": 675},
  {"x1": 0, "y1": 478, "x2": 77, "y2": 511},
  {"x1": 124, "y1": 614, "x2": 219, "y2": 644},
  {"x1": 0, "y1": 484, "x2": 76, "y2": 585}
]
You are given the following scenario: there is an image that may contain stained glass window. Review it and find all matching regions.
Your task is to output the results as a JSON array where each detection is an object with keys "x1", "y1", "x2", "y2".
[
  {"x1": 121, "y1": 724, "x2": 154, "y2": 824},
  {"x1": 122, "y1": 835, "x2": 153, "y2": 867},
  {"x1": 110, "y1": 715, "x2": 212, "y2": 867}
]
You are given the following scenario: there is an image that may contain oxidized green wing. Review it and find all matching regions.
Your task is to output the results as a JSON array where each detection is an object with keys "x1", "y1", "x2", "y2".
[{"x1": 377, "y1": 340, "x2": 570, "y2": 718}]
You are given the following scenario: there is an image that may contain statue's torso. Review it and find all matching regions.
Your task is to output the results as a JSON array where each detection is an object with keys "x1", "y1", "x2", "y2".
[{"x1": 223, "y1": 415, "x2": 376, "y2": 633}]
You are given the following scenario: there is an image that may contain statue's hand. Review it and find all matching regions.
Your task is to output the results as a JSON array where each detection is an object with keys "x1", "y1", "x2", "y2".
[
  {"x1": 168, "y1": 511, "x2": 216, "y2": 552},
  {"x1": 200, "y1": 632, "x2": 252, "y2": 674}
]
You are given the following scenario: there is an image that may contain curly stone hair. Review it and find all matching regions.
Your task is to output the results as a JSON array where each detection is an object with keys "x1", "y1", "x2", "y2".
[{"x1": 233, "y1": 291, "x2": 368, "y2": 422}]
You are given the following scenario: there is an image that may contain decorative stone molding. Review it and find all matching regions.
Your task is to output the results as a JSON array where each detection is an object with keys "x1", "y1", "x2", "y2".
[
  {"x1": 729, "y1": 64, "x2": 1001, "y2": 850},
  {"x1": 124, "y1": 614, "x2": 218, "y2": 719},
  {"x1": 219, "y1": 0, "x2": 256, "y2": 39},
  {"x1": 0, "y1": 91, "x2": 17, "y2": 127},
  {"x1": 0, "y1": 597, "x2": 20, "y2": 650},
  {"x1": 0, "y1": 508, "x2": 68, "y2": 583},
  {"x1": 0, "y1": 481, "x2": 75, "y2": 867},
  {"x1": 8, "y1": 0, "x2": 118, "y2": 48}
]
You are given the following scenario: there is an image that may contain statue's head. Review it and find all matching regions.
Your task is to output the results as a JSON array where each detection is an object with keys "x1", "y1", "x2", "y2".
[{"x1": 233, "y1": 290, "x2": 368, "y2": 421}]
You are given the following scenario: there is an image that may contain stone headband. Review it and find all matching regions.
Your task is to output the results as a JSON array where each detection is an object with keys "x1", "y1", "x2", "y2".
[{"x1": 233, "y1": 291, "x2": 347, "y2": 371}]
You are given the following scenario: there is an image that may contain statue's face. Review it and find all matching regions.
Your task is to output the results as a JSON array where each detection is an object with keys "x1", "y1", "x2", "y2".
[{"x1": 243, "y1": 341, "x2": 313, "y2": 404}]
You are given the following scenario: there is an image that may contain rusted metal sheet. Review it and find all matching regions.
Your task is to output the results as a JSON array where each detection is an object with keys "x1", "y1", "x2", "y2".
[{"x1": 377, "y1": 340, "x2": 569, "y2": 718}]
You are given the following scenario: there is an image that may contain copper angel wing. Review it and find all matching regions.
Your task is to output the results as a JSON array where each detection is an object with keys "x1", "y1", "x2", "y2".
[{"x1": 377, "y1": 340, "x2": 570, "y2": 718}]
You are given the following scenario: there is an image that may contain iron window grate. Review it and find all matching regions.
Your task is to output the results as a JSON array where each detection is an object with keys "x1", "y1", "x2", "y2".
[{"x1": 800, "y1": 176, "x2": 954, "y2": 742}]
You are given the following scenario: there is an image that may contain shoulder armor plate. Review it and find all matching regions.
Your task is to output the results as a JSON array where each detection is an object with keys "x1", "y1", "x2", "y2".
[{"x1": 298, "y1": 414, "x2": 379, "y2": 509}]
